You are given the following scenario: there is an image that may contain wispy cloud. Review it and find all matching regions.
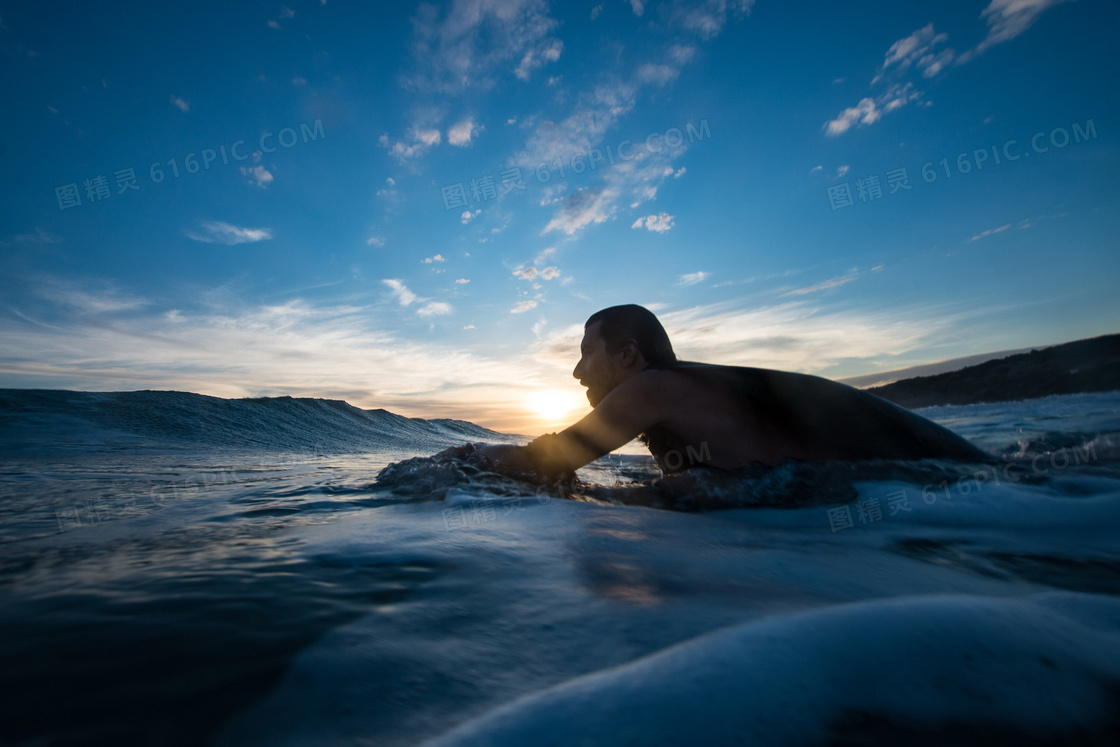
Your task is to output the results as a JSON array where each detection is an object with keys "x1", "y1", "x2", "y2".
[
  {"x1": 826, "y1": 1, "x2": 1073, "y2": 136},
  {"x1": 824, "y1": 83, "x2": 920, "y2": 137},
  {"x1": 405, "y1": 0, "x2": 563, "y2": 93},
  {"x1": 780, "y1": 273, "x2": 858, "y2": 297},
  {"x1": 970, "y1": 223, "x2": 1012, "y2": 241},
  {"x1": 530, "y1": 296, "x2": 967, "y2": 384},
  {"x1": 0, "y1": 227, "x2": 62, "y2": 247},
  {"x1": 379, "y1": 127, "x2": 442, "y2": 163},
  {"x1": 672, "y1": 0, "x2": 755, "y2": 41},
  {"x1": 382, "y1": 278, "x2": 418, "y2": 307},
  {"x1": 185, "y1": 222, "x2": 272, "y2": 245},
  {"x1": 0, "y1": 284, "x2": 539, "y2": 429},
  {"x1": 382, "y1": 279, "x2": 454, "y2": 318},
  {"x1": 0, "y1": 278, "x2": 1011, "y2": 432},
  {"x1": 968, "y1": 0, "x2": 1075, "y2": 60},
  {"x1": 448, "y1": 117, "x2": 480, "y2": 146},
  {"x1": 636, "y1": 63, "x2": 680, "y2": 86},
  {"x1": 169, "y1": 95, "x2": 190, "y2": 112},
  {"x1": 417, "y1": 301, "x2": 452, "y2": 317},
  {"x1": 543, "y1": 187, "x2": 619, "y2": 235},
  {"x1": 240, "y1": 165, "x2": 274, "y2": 188},
  {"x1": 632, "y1": 213, "x2": 675, "y2": 232},
  {"x1": 871, "y1": 23, "x2": 953, "y2": 85},
  {"x1": 678, "y1": 271, "x2": 710, "y2": 286}
]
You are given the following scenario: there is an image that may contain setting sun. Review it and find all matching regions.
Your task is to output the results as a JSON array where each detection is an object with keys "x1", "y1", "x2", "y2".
[{"x1": 527, "y1": 388, "x2": 587, "y2": 426}]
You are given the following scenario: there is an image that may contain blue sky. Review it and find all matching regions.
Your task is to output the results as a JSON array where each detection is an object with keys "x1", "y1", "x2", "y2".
[{"x1": 1, "y1": 0, "x2": 1117, "y2": 433}]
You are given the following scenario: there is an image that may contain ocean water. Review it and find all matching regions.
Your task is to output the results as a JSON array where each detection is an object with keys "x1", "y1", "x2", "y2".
[{"x1": 1, "y1": 389, "x2": 1119, "y2": 745}]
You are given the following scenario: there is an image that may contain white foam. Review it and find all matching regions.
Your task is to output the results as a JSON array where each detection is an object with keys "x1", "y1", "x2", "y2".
[{"x1": 426, "y1": 593, "x2": 1120, "y2": 745}]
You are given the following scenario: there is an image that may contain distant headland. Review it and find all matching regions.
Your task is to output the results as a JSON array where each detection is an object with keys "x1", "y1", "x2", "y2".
[{"x1": 867, "y1": 333, "x2": 1120, "y2": 409}]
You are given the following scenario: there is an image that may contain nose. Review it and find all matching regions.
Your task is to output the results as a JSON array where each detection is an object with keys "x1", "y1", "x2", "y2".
[{"x1": 573, "y1": 357, "x2": 584, "y2": 381}]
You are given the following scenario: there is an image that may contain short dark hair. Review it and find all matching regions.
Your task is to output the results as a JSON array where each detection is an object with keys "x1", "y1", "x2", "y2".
[{"x1": 585, "y1": 304, "x2": 676, "y2": 365}]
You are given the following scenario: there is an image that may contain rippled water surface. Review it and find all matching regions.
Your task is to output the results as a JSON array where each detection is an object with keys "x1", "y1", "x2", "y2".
[{"x1": 2, "y1": 390, "x2": 1119, "y2": 744}]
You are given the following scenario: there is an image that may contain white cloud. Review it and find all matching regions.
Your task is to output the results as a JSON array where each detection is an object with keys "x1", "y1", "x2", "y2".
[
  {"x1": 673, "y1": 0, "x2": 755, "y2": 41},
  {"x1": 636, "y1": 63, "x2": 679, "y2": 86},
  {"x1": 543, "y1": 187, "x2": 619, "y2": 235},
  {"x1": 291, "y1": 76, "x2": 307, "y2": 86},
  {"x1": 461, "y1": 209, "x2": 481, "y2": 224},
  {"x1": 679, "y1": 271, "x2": 709, "y2": 286},
  {"x1": 417, "y1": 301, "x2": 452, "y2": 317},
  {"x1": 511, "y1": 300, "x2": 538, "y2": 313},
  {"x1": 32, "y1": 277, "x2": 148, "y2": 314},
  {"x1": 240, "y1": 165, "x2": 274, "y2": 188},
  {"x1": 780, "y1": 273, "x2": 858, "y2": 297},
  {"x1": 379, "y1": 128, "x2": 442, "y2": 163},
  {"x1": 828, "y1": 3, "x2": 1071, "y2": 137},
  {"x1": 516, "y1": 267, "x2": 538, "y2": 281},
  {"x1": 407, "y1": 0, "x2": 563, "y2": 91},
  {"x1": 422, "y1": 254, "x2": 445, "y2": 263},
  {"x1": 590, "y1": 4, "x2": 603, "y2": 19},
  {"x1": 972, "y1": 0, "x2": 1074, "y2": 57},
  {"x1": 170, "y1": 96, "x2": 190, "y2": 112},
  {"x1": 668, "y1": 44, "x2": 697, "y2": 64},
  {"x1": 836, "y1": 164, "x2": 850, "y2": 178},
  {"x1": 653, "y1": 299, "x2": 957, "y2": 376},
  {"x1": 824, "y1": 83, "x2": 920, "y2": 137},
  {"x1": 515, "y1": 39, "x2": 564, "y2": 81},
  {"x1": 383, "y1": 279, "x2": 453, "y2": 318},
  {"x1": 970, "y1": 223, "x2": 1012, "y2": 241},
  {"x1": 0, "y1": 278, "x2": 998, "y2": 433},
  {"x1": 872, "y1": 23, "x2": 953, "y2": 85},
  {"x1": 0, "y1": 283, "x2": 554, "y2": 431},
  {"x1": 367, "y1": 236, "x2": 387, "y2": 247},
  {"x1": 536, "y1": 137, "x2": 688, "y2": 236},
  {"x1": 185, "y1": 221, "x2": 272, "y2": 245},
  {"x1": 0, "y1": 227, "x2": 62, "y2": 247},
  {"x1": 540, "y1": 267, "x2": 560, "y2": 280},
  {"x1": 631, "y1": 213, "x2": 675, "y2": 233},
  {"x1": 448, "y1": 118, "x2": 479, "y2": 146},
  {"x1": 515, "y1": 81, "x2": 638, "y2": 169},
  {"x1": 627, "y1": 0, "x2": 645, "y2": 16},
  {"x1": 382, "y1": 279, "x2": 417, "y2": 307},
  {"x1": 455, "y1": 278, "x2": 470, "y2": 284}
]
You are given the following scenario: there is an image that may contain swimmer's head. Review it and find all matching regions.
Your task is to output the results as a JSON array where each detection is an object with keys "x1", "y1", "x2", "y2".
[{"x1": 574, "y1": 305, "x2": 676, "y2": 406}]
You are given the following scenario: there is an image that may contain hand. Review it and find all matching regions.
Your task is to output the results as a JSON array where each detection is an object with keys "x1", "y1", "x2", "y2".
[
  {"x1": 473, "y1": 444, "x2": 536, "y2": 475},
  {"x1": 431, "y1": 443, "x2": 479, "y2": 462}
]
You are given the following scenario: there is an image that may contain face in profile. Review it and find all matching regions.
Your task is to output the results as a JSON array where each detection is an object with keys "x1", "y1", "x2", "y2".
[{"x1": 572, "y1": 322, "x2": 620, "y2": 407}]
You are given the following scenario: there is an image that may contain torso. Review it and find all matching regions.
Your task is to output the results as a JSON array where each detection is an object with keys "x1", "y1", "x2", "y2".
[{"x1": 637, "y1": 361, "x2": 986, "y2": 473}]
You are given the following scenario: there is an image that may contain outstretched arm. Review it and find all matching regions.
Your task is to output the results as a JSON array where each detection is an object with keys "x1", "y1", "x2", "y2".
[{"x1": 482, "y1": 373, "x2": 667, "y2": 480}]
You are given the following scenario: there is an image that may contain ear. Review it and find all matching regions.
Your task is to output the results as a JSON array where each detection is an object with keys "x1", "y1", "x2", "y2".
[{"x1": 617, "y1": 340, "x2": 642, "y2": 367}]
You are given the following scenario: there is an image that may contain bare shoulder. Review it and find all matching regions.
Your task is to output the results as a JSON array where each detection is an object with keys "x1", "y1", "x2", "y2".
[
  {"x1": 611, "y1": 368, "x2": 685, "y2": 401},
  {"x1": 600, "y1": 369, "x2": 700, "y2": 419}
]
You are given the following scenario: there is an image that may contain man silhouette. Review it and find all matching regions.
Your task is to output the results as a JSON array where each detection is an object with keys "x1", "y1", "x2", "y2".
[{"x1": 461, "y1": 304, "x2": 986, "y2": 480}]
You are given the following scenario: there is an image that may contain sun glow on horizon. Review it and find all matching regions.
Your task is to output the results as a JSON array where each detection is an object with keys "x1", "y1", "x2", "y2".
[{"x1": 526, "y1": 387, "x2": 587, "y2": 429}]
